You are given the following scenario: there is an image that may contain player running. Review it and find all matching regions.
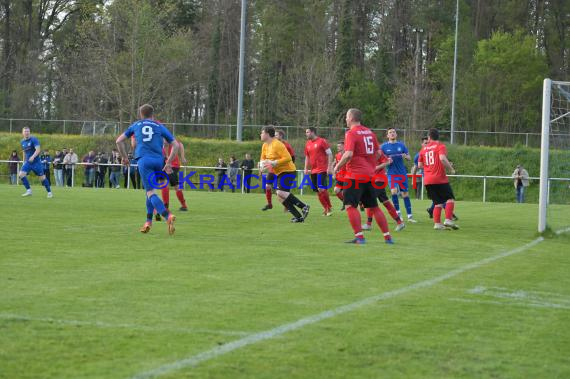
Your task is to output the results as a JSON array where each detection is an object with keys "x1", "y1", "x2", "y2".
[
  {"x1": 116, "y1": 104, "x2": 178, "y2": 235},
  {"x1": 334, "y1": 109, "x2": 393, "y2": 244},
  {"x1": 362, "y1": 150, "x2": 406, "y2": 232},
  {"x1": 19, "y1": 127, "x2": 53, "y2": 198},
  {"x1": 260, "y1": 126, "x2": 310, "y2": 222},
  {"x1": 418, "y1": 128, "x2": 459, "y2": 230},
  {"x1": 161, "y1": 140, "x2": 188, "y2": 212},
  {"x1": 262, "y1": 129, "x2": 295, "y2": 211},
  {"x1": 304, "y1": 127, "x2": 334, "y2": 216},
  {"x1": 381, "y1": 128, "x2": 417, "y2": 223}
]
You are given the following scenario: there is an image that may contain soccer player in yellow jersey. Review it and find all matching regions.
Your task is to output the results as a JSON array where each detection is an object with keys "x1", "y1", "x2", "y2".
[{"x1": 260, "y1": 126, "x2": 310, "y2": 222}]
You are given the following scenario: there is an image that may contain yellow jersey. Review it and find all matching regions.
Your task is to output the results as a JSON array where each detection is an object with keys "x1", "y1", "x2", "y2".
[{"x1": 260, "y1": 139, "x2": 296, "y2": 175}]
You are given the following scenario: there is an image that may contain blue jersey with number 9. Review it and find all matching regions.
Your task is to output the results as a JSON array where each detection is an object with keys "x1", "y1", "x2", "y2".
[{"x1": 124, "y1": 119, "x2": 174, "y2": 160}]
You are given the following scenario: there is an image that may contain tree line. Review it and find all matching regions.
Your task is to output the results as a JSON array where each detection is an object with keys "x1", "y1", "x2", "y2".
[{"x1": 0, "y1": 0, "x2": 567, "y2": 136}]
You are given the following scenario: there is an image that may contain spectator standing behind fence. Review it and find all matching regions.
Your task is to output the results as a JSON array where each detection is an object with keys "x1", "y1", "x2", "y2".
[
  {"x1": 8, "y1": 150, "x2": 19, "y2": 184},
  {"x1": 129, "y1": 153, "x2": 140, "y2": 189},
  {"x1": 215, "y1": 158, "x2": 227, "y2": 191},
  {"x1": 241, "y1": 153, "x2": 254, "y2": 193},
  {"x1": 109, "y1": 150, "x2": 122, "y2": 188},
  {"x1": 94, "y1": 152, "x2": 108, "y2": 188},
  {"x1": 82, "y1": 151, "x2": 96, "y2": 187},
  {"x1": 52, "y1": 150, "x2": 64, "y2": 187},
  {"x1": 40, "y1": 150, "x2": 52, "y2": 185},
  {"x1": 228, "y1": 156, "x2": 239, "y2": 192},
  {"x1": 512, "y1": 165, "x2": 530, "y2": 203},
  {"x1": 63, "y1": 148, "x2": 78, "y2": 187}
]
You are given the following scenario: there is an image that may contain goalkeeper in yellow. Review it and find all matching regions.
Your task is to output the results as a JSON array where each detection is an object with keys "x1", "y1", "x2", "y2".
[{"x1": 260, "y1": 126, "x2": 310, "y2": 222}]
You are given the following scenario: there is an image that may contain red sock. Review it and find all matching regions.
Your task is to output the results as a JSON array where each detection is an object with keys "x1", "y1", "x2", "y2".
[
  {"x1": 323, "y1": 191, "x2": 332, "y2": 209},
  {"x1": 382, "y1": 201, "x2": 401, "y2": 223},
  {"x1": 176, "y1": 189, "x2": 187, "y2": 208},
  {"x1": 346, "y1": 206, "x2": 363, "y2": 237},
  {"x1": 366, "y1": 208, "x2": 374, "y2": 225},
  {"x1": 265, "y1": 189, "x2": 272, "y2": 205},
  {"x1": 336, "y1": 191, "x2": 344, "y2": 201},
  {"x1": 317, "y1": 191, "x2": 328, "y2": 210},
  {"x1": 445, "y1": 201, "x2": 455, "y2": 220},
  {"x1": 434, "y1": 206, "x2": 443, "y2": 224},
  {"x1": 161, "y1": 186, "x2": 170, "y2": 207},
  {"x1": 372, "y1": 207, "x2": 391, "y2": 239}
]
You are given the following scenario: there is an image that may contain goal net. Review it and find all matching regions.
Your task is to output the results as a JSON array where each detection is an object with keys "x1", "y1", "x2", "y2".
[
  {"x1": 538, "y1": 79, "x2": 570, "y2": 233},
  {"x1": 80, "y1": 121, "x2": 119, "y2": 136}
]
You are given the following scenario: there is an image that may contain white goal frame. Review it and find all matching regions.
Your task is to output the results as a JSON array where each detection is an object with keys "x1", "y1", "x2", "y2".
[{"x1": 538, "y1": 79, "x2": 570, "y2": 233}]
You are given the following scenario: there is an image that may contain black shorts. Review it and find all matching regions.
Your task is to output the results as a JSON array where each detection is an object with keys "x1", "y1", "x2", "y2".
[
  {"x1": 168, "y1": 167, "x2": 180, "y2": 186},
  {"x1": 335, "y1": 180, "x2": 348, "y2": 189},
  {"x1": 343, "y1": 179, "x2": 378, "y2": 208},
  {"x1": 310, "y1": 173, "x2": 328, "y2": 192},
  {"x1": 426, "y1": 183, "x2": 455, "y2": 205},
  {"x1": 277, "y1": 172, "x2": 297, "y2": 191},
  {"x1": 264, "y1": 172, "x2": 277, "y2": 189},
  {"x1": 373, "y1": 181, "x2": 389, "y2": 203}
]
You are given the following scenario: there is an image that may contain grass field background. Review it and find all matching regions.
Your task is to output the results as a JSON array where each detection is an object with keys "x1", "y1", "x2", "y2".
[{"x1": 1, "y1": 184, "x2": 569, "y2": 379}]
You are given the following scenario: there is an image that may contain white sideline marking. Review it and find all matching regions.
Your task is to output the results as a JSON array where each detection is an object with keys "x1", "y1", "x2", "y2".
[
  {"x1": 0, "y1": 313, "x2": 250, "y2": 336},
  {"x1": 555, "y1": 226, "x2": 570, "y2": 235},
  {"x1": 449, "y1": 298, "x2": 570, "y2": 310},
  {"x1": 132, "y1": 237, "x2": 545, "y2": 379}
]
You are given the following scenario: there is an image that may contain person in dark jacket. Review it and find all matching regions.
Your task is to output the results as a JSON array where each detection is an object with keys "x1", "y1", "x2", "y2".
[
  {"x1": 40, "y1": 150, "x2": 52, "y2": 185},
  {"x1": 240, "y1": 153, "x2": 255, "y2": 193},
  {"x1": 8, "y1": 150, "x2": 19, "y2": 185}
]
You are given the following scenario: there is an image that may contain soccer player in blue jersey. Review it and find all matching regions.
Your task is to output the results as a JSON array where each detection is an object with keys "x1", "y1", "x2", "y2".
[
  {"x1": 381, "y1": 128, "x2": 416, "y2": 223},
  {"x1": 116, "y1": 104, "x2": 179, "y2": 235},
  {"x1": 19, "y1": 127, "x2": 53, "y2": 198}
]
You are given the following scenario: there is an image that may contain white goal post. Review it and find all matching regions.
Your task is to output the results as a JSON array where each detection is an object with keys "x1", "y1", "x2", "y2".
[{"x1": 538, "y1": 79, "x2": 570, "y2": 233}]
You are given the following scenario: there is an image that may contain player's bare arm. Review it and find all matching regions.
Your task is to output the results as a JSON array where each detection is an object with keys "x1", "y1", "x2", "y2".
[
  {"x1": 326, "y1": 148, "x2": 334, "y2": 174},
  {"x1": 115, "y1": 134, "x2": 130, "y2": 166},
  {"x1": 440, "y1": 155, "x2": 455, "y2": 174},
  {"x1": 163, "y1": 140, "x2": 179, "y2": 174},
  {"x1": 334, "y1": 150, "x2": 353, "y2": 175},
  {"x1": 178, "y1": 141, "x2": 187, "y2": 164}
]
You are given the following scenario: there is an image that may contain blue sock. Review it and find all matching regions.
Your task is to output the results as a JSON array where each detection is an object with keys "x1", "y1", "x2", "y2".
[
  {"x1": 403, "y1": 196, "x2": 412, "y2": 215},
  {"x1": 149, "y1": 194, "x2": 169, "y2": 218},
  {"x1": 41, "y1": 179, "x2": 51, "y2": 193},
  {"x1": 21, "y1": 176, "x2": 30, "y2": 190},
  {"x1": 146, "y1": 197, "x2": 154, "y2": 222},
  {"x1": 391, "y1": 194, "x2": 400, "y2": 212}
]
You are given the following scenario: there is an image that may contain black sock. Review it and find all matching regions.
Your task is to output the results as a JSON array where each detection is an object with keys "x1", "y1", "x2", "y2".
[
  {"x1": 161, "y1": 210, "x2": 170, "y2": 218},
  {"x1": 283, "y1": 196, "x2": 302, "y2": 218},
  {"x1": 288, "y1": 194, "x2": 306, "y2": 209}
]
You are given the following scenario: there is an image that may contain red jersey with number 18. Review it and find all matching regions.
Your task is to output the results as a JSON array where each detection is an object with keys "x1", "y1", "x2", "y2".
[
  {"x1": 344, "y1": 124, "x2": 379, "y2": 180},
  {"x1": 418, "y1": 141, "x2": 448, "y2": 185}
]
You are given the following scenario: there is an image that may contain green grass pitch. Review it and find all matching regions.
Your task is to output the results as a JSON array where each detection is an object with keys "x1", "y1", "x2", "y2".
[{"x1": 1, "y1": 184, "x2": 569, "y2": 379}]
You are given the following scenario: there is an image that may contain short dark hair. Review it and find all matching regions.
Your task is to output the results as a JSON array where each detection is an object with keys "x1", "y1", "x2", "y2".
[
  {"x1": 307, "y1": 127, "x2": 317, "y2": 134},
  {"x1": 337, "y1": 141, "x2": 344, "y2": 145},
  {"x1": 428, "y1": 128, "x2": 439, "y2": 141},
  {"x1": 347, "y1": 108, "x2": 362, "y2": 122},
  {"x1": 262, "y1": 126, "x2": 276, "y2": 137},
  {"x1": 139, "y1": 104, "x2": 154, "y2": 118},
  {"x1": 276, "y1": 129, "x2": 286, "y2": 138},
  {"x1": 421, "y1": 136, "x2": 428, "y2": 141},
  {"x1": 387, "y1": 127, "x2": 396, "y2": 134}
]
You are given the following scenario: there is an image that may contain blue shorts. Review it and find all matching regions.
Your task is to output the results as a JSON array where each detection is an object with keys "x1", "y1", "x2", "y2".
[
  {"x1": 137, "y1": 156, "x2": 167, "y2": 191},
  {"x1": 21, "y1": 161, "x2": 44, "y2": 176},
  {"x1": 387, "y1": 174, "x2": 409, "y2": 192}
]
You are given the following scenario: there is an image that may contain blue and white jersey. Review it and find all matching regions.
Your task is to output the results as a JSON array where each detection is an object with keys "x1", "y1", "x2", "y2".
[
  {"x1": 124, "y1": 119, "x2": 174, "y2": 160},
  {"x1": 21, "y1": 136, "x2": 41, "y2": 164},
  {"x1": 414, "y1": 152, "x2": 422, "y2": 175},
  {"x1": 381, "y1": 141, "x2": 409, "y2": 176}
]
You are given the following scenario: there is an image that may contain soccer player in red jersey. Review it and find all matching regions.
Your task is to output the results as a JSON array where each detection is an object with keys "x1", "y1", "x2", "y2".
[
  {"x1": 262, "y1": 129, "x2": 296, "y2": 211},
  {"x1": 334, "y1": 108, "x2": 393, "y2": 244},
  {"x1": 334, "y1": 141, "x2": 347, "y2": 211},
  {"x1": 304, "y1": 127, "x2": 334, "y2": 216},
  {"x1": 161, "y1": 140, "x2": 188, "y2": 212},
  {"x1": 362, "y1": 151, "x2": 406, "y2": 232},
  {"x1": 418, "y1": 128, "x2": 459, "y2": 230}
]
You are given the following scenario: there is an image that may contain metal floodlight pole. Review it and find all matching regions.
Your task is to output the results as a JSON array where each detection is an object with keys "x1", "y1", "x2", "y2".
[
  {"x1": 412, "y1": 27, "x2": 423, "y2": 131},
  {"x1": 236, "y1": 0, "x2": 247, "y2": 142},
  {"x1": 450, "y1": 0, "x2": 459, "y2": 144}
]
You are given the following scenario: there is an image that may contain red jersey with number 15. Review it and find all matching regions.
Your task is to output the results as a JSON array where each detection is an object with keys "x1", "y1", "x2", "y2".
[
  {"x1": 344, "y1": 125, "x2": 379, "y2": 180},
  {"x1": 418, "y1": 141, "x2": 448, "y2": 185}
]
